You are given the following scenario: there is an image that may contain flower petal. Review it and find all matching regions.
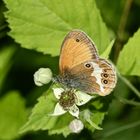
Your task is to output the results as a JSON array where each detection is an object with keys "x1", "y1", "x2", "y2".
[
  {"x1": 49, "y1": 103, "x2": 66, "y2": 116},
  {"x1": 69, "y1": 104, "x2": 79, "y2": 118},
  {"x1": 52, "y1": 88, "x2": 64, "y2": 99},
  {"x1": 75, "y1": 91, "x2": 93, "y2": 106},
  {"x1": 69, "y1": 119, "x2": 84, "y2": 133}
]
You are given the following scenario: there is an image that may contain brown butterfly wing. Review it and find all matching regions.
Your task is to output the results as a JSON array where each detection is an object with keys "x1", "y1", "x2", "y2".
[
  {"x1": 59, "y1": 30, "x2": 98, "y2": 73},
  {"x1": 67, "y1": 62, "x2": 100, "y2": 93},
  {"x1": 68, "y1": 59, "x2": 117, "y2": 96},
  {"x1": 58, "y1": 30, "x2": 117, "y2": 96},
  {"x1": 90, "y1": 59, "x2": 117, "y2": 96}
]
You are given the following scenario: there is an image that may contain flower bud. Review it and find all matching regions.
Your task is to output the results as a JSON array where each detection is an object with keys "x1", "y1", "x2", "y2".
[
  {"x1": 33, "y1": 68, "x2": 52, "y2": 86},
  {"x1": 69, "y1": 119, "x2": 84, "y2": 133}
]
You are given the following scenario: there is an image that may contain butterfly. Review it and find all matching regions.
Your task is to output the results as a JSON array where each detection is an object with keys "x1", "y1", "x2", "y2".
[{"x1": 54, "y1": 30, "x2": 117, "y2": 96}]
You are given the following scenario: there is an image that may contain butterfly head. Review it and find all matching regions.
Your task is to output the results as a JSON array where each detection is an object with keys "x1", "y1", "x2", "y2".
[{"x1": 53, "y1": 67, "x2": 83, "y2": 90}]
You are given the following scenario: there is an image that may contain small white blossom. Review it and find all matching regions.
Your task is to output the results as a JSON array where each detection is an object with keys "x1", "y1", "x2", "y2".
[
  {"x1": 34, "y1": 68, "x2": 52, "y2": 86},
  {"x1": 50, "y1": 88, "x2": 93, "y2": 118},
  {"x1": 69, "y1": 119, "x2": 84, "y2": 133}
]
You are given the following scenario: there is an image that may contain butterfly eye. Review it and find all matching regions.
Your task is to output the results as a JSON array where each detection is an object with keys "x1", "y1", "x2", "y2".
[
  {"x1": 84, "y1": 63, "x2": 91, "y2": 68},
  {"x1": 101, "y1": 73, "x2": 109, "y2": 78},
  {"x1": 102, "y1": 79, "x2": 108, "y2": 84},
  {"x1": 76, "y1": 38, "x2": 80, "y2": 42},
  {"x1": 104, "y1": 74, "x2": 108, "y2": 78}
]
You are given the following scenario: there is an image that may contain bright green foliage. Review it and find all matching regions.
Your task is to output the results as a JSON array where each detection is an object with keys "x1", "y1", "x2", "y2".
[
  {"x1": 117, "y1": 29, "x2": 140, "y2": 76},
  {"x1": 20, "y1": 85, "x2": 106, "y2": 136},
  {"x1": 83, "y1": 99, "x2": 105, "y2": 132},
  {"x1": 1, "y1": 0, "x2": 140, "y2": 139},
  {"x1": 101, "y1": 39, "x2": 115, "y2": 59},
  {"x1": 4, "y1": 0, "x2": 111, "y2": 136},
  {"x1": 81, "y1": 109, "x2": 104, "y2": 131},
  {"x1": 20, "y1": 88, "x2": 73, "y2": 137},
  {"x1": 0, "y1": 1, "x2": 7, "y2": 38},
  {"x1": 48, "y1": 113, "x2": 73, "y2": 137},
  {"x1": 85, "y1": 111, "x2": 105, "y2": 132},
  {"x1": 4, "y1": 0, "x2": 110, "y2": 55},
  {"x1": 0, "y1": 91, "x2": 27, "y2": 140},
  {"x1": 0, "y1": 46, "x2": 16, "y2": 89}
]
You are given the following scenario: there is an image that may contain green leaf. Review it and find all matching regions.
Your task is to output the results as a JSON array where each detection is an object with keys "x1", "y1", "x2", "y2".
[
  {"x1": 48, "y1": 113, "x2": 73, "y2": 137},
  {"x1": 84, "y1": 110, "x2": 105, "y2": 132},
  {"x1": 0, "y1": 46, "x2": 16, "y2": 89},
  {"x1": 81, "y1": 99, "x2": 105, "y2": 132},
  {"x1": 0, "y1": 1, "x2": 7, "y2": 38},
  {"x1": 101, "y1": 39, "x2": 115, "y2": 59},
  {"x1": 20, "y1": 84, "x2": 106, "y2": 136},
  {"x1": 20, "y1": 88, "x2": 73, "y2": 137},
  {"x1": 117, "y1": 28, "x2": 140, "y2": 76},
  {"x1": 82, "y1": 109, "x2": 103, "y2": 130},
  {"x1": 4, "y1": 0, "x2": 110, "y2": 55},
  {"x1": 96, "y1": 0, "x2": 125, "y2": 32},
  {"x1": 0, "y1": 91, "x2": 27, "y2": 140}
]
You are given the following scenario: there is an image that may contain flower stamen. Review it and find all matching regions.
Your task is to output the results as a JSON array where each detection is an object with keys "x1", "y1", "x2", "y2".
[{"x1": 59, "y1": 90, "x2": 76, "y2": 110}]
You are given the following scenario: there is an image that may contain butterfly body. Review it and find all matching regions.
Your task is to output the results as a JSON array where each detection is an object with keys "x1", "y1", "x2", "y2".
[{"x1": 55, "y1": 30, "x2": 117, "y2": 96}]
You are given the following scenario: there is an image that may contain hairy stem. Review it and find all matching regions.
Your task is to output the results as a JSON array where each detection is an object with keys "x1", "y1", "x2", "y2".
[
  {"x1": 103, "y1": 120, "x2": 140, "y2": 137},
  {"x1": 117, "y1": 71, "x2": 140, "y2": 99},
  {"x1": 113, "y1": 0, "x2": 133, "y2": 64},
  {"x1": 115, "y1": 95, "x2": 140, "y2": 106}
]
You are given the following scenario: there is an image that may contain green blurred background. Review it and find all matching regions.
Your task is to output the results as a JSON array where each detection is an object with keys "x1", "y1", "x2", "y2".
[{"x1": 0, "y1": 0, "x2": 140, "y2": 140}]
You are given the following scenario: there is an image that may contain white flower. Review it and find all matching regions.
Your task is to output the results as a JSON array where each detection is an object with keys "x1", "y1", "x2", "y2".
[
  {"x1": 33, "y1": 68, "x2": 52, "y2": 86},
  {"x1": 50, "y1": 88, "x2": 93, "y2": 118},
  {"x1": 69, "y1": 119, "x2": 84, "y2": 133}
]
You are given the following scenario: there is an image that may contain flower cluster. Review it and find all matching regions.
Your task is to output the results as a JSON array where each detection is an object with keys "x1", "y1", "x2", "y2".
[
  {"x1": 34, "y1": 68, "x2": 95, "y2": 133},
  {"x1": 34, "y1": 67, "x2": 93, "y2": 118}
]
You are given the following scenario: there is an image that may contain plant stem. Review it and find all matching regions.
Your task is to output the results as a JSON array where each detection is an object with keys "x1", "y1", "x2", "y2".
[
  {"x1": 103, "y1": 120, "x2": 140, "y2": 138},
  {"x1": 117, "y1": 72, "x2": 140, "y2": 99},
  {"x1": 115, "y1": 96, "x2": 140, "y2": 106},
  {"x1": 113, "y1": 0, "x2": 133, "y2": 64}
]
